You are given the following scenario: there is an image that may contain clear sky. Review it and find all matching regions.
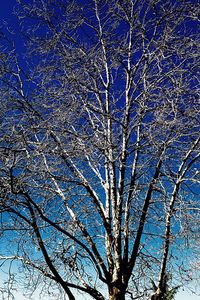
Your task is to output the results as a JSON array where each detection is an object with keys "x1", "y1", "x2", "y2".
[
  {"x1": 0, "y1": 0, "x2": 16, "y2": 20},
  {"x1": 176, "y1": 290, "x2": 200, "y2": 300}
]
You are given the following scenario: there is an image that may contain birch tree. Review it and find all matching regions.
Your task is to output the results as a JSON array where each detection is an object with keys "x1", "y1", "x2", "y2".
[{"x1": 0, "y1": 0, "x2": 199, "y2": 299}]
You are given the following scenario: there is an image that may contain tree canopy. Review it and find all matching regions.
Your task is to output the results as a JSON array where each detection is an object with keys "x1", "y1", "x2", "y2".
[{"x1": 0, "y1": 0, "x2": 199, "y2": 299}]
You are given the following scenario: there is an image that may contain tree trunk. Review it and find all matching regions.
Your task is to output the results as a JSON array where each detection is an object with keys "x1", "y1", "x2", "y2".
[{"x1": 109, "y1": 286, "x2": 126, "y2": 300}]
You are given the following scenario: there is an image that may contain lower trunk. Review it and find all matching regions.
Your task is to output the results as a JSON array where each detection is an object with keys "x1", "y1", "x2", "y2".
[
  {"x1": 109, "y1": 286, "x2": 126, "y2": 300},
  {"x1": 150, "y1": 291, "x2": 166, "y2": 300}
]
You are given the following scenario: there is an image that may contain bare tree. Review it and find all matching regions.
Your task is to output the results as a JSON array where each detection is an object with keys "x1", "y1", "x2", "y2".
[{"x1": 0, "y1": 0, "x2": 199, "y2": 299}]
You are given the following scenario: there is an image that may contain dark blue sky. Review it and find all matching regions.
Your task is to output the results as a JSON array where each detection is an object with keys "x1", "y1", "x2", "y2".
[
  {"x1": 0, "y1": 0, "x2": 20, "y2": 43},
  {"x1": 0, "y1": 0, "x2": 16, "y2": 21},
  {"x1": 0, "y1": 0, "x2": 27, "y2": 64}
]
